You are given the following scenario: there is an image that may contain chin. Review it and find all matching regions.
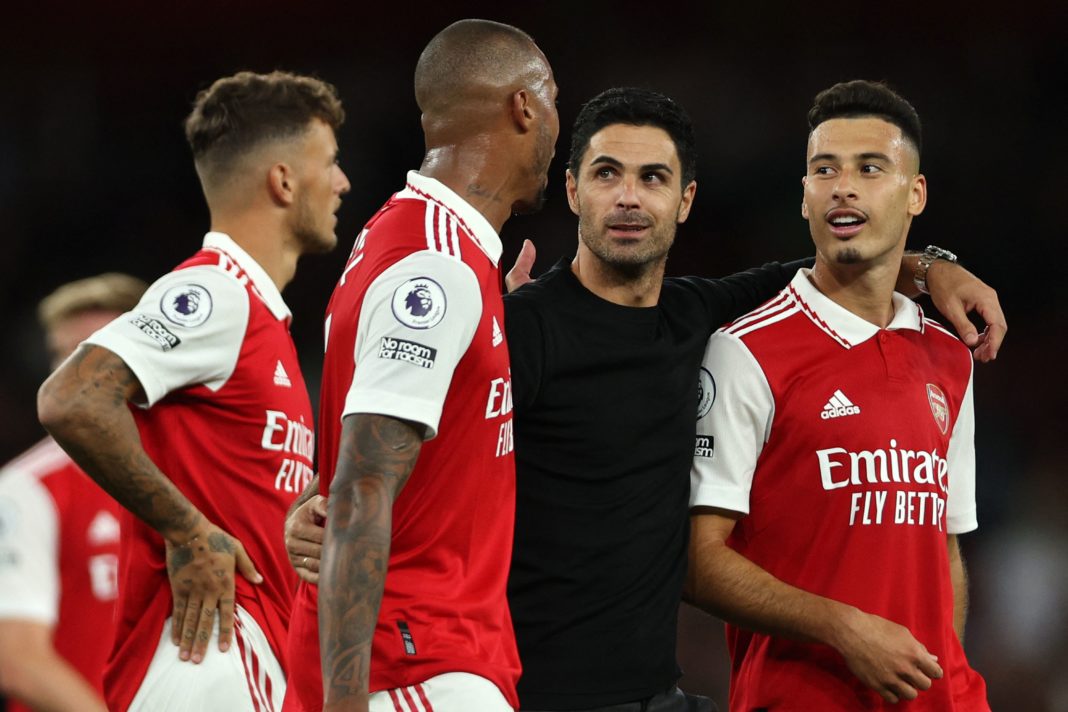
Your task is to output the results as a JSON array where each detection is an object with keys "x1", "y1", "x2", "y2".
[
  {"x1": 833, "y1": 246, "x2": 864, "y2": 265},
  {"x1": 301, "y1": 231, "x2": 338, "y2": 255},
  {"x1": 513, "y1": 189, "x2": 548, "y2": 216}
]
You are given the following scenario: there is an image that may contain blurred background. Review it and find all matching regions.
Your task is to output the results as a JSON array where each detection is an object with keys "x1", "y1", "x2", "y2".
[{"x1": 2, "y1": 1, "x2": 1065, "y2": 709}]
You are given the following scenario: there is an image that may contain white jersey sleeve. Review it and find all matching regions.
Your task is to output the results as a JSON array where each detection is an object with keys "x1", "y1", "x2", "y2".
[
  {"x1": 344, "y1": 251, "x2": 483, "y2": 439},
  {"x1": 945, "y1": 364, "x2": 978, "y2": 534},
  {"x1": 690, "y1": 331, "x2": 775, "y2": 514},
  {"x1": 0, "y1": 467, "x2": 59, "y2": 624},
  {"x1": 85, "y1": 265, "x2": 250, "y2": 407}
]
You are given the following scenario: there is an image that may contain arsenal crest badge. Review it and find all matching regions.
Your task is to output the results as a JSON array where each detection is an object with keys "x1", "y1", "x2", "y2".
[{"x1": 926, "y1": 384, "x2": 949, "y2": 435}]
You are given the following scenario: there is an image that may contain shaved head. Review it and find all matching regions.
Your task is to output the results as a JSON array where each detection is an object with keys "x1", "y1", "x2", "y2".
[
  {"x1": 412, "y1": 19, "x2": 559, "y2": 224},
  {"x1": 415, "y1": 19, "x2": 548, "y2": 119}
]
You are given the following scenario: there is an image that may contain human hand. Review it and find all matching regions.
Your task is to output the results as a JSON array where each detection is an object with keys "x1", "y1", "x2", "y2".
[
  {"x1": 285, "y1": 494, "x2": 326, "y2": 584},
  {"x1": 833, "y1": 607, "x2": 943, "y2": 704},
  {"x1": 165, "y1": 520, "x2": 261, "y2": 663},
  {"x1": 926, "y1": 261, "x2": 1006, "y2": 362},
  {"x1": 505, "y1": 239, "x2": 536, "y2": 293}
]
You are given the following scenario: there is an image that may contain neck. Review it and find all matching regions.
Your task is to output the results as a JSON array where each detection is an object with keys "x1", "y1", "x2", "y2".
[
  {"x1": 809, "y1": 249, "x2": 904, "y2": 328},
  {"x1": 420, "y1": 141, "x2": 519, "y2": 233},
  {"x1": 210, "y1": 212, "x2": 300, "y2": 291},
  {"x1": 571, "y1": 241, "x2": 666, "y2": 307}
]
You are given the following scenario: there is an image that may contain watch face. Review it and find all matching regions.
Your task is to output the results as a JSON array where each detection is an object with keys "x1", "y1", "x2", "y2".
[{"x1": 925, "y1": 246, "x2": 958, "y2": 263}]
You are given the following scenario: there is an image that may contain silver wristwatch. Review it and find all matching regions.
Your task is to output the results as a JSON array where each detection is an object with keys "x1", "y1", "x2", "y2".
[{"x1": 913, "y1": 245, "x2": 958, "y2": 294}]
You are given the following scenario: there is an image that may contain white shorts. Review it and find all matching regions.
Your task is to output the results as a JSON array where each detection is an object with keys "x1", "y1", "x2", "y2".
[
  {"x1": 370, "y1": 672, "x2": 513, "y2": 712},
  {"x1": 128, "y1": 605, "x2": 284, "y2": 712}
]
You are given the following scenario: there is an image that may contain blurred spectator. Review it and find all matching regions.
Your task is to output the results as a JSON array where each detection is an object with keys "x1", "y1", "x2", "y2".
[{"x1": 0, "y1": 273, "x2": 147, "y2": 712}]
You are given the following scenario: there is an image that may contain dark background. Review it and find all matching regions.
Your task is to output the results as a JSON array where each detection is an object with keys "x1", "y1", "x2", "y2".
[{"x1": 2, "y1": 1, "x2": 1065, "y2": 710}]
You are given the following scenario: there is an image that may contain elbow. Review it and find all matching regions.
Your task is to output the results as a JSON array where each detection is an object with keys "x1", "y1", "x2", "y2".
[
  {"x1": 37, "y1": 368, "x2": 94, "y2": 440},
  {"x1": 37, "y1": 371, "x2": 71, "y2": 436}
]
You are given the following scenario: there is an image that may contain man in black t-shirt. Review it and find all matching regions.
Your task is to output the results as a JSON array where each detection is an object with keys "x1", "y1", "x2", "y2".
[
  {"x1": 504, "y1": 88, "x2": 1002, "y2": 712},
  {"x1": 284, "y1": 87, "x2": 1005, "y2": 712},
  {"x1": 504, "y1": 88, "x2": 793, "y2": 712}
]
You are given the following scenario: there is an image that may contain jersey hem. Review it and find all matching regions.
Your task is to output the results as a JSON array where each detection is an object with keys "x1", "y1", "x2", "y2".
[
  {"x1": 0, "y1": 606, "x2": 56, "y2": 624},
  {"x1": 689, "y1": 483, "x2": 750, "y2": 513},
  {"x1": 343, "y1": 390, "x2": 444, "y2": 440}
]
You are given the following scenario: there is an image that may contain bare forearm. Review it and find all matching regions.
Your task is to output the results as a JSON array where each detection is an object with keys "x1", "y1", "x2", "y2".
[
  {"x1": 0, "y1": 623, "x2": 108, "y2": 712},
  {"x1": 320, "y1": 479, "x2": 392, "y2": 706},
  {"x1": 896, "y1": 251, "x2": 923, "y2": 298},
  {"x1": 38, "y1": 345, "x2": 201, "y2": 542},
  {"x1": 319, "y1": 415, "x2": 423, "y2": 707},
  {"x1": 947, "y1": 535, "x2": 968, "y2": 641},
  {"x1": 0, "y1": 654, "x2": 108, "y2": 712},
  {"x1": 686, "y1": 528, "x2": 849, "y2": 647}
]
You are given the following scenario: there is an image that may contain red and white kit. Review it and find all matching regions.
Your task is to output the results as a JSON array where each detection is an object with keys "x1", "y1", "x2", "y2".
[
  {"x1": 285, "y1": 171, "x2": 519, "y2": 712},
  {"x1": 691, "y1": 269, "x2": 988, "y2": 711},
  {"x1": 0, "y1": 438, "x2": 122, "y2": 712},
  {"x1": 86, "y1": 232, "x2": 314, "y2": 711}
]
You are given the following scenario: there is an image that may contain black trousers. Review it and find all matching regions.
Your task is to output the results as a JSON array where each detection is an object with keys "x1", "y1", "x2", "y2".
[{"x1": 522, "y1": 687, "x2": 716, "y2": 712}]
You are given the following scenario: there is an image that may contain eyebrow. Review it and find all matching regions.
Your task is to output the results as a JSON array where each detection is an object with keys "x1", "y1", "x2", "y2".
[
  {"x1": 808, "y1": 151, "x2": 894, "y2": 165},
  {"x1": 588, "y1": 155, "x2": 675, "y2": 174}
]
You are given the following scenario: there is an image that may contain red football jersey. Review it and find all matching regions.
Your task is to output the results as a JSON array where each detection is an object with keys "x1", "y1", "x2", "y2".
[
  {"x1": 0, "y1": 438, "x2": 122, "y2": 712},
  {"x1": 286, "y1": 171, "x2": 520, "y2": 709},
  {"x1": 87, "y1": 233, "x2": 313, "y2": 711},
  {"x1": 691, "y1": 269, "x2": 988, "y2": 711}
]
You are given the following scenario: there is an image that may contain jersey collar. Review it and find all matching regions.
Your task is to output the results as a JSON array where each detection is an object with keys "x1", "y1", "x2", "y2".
[
  {"x1": 202, "y1": 232, "x2": 292, "y2": 321},
  {"x1": 790, "y1": 268, "x2": 923, "y2": 348},
  {"x1": 401, "y1": 171, "x2": 503, "y2": 266}
]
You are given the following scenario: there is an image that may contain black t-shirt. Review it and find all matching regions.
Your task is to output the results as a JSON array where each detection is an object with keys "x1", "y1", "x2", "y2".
[{"x1": 504, "y1": 257, "x2": 804, "y2": 709}]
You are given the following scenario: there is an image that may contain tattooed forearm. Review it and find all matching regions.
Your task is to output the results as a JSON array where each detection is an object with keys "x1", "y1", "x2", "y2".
[
  {"x1": 319, "y1": 413, "x2": 424, "y2": 705},
  {"x1": 38, "y1": 344, "x2": 203, "y2": 542}
]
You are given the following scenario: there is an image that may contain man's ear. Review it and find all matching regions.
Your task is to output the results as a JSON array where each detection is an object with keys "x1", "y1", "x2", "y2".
[
  {"x1": 267, "y1": 163, "x2": 296, "y2": 206},
  {"x1": 676, "y1": 180, "x2": 697, "y2": 224},
  {"x1": 565, "y1": 169, "x2": 580, "y2": 217},
  {"x1": 510, "y1": 88, "x2": 535, "y2": 133},
  {"x1": 908, "y1": 174, "x2": 927, "y2": 217}
]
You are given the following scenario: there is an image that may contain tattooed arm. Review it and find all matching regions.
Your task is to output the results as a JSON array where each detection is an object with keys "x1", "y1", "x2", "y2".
[
  {"x1": 320, "y1": 414, "x2": 424, "y2": 712},
  {"x1": 37, "y1": 344, "x2": 261, "y2": 664}
]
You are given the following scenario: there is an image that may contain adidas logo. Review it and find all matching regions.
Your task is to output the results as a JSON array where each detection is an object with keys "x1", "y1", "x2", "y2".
[
  {"x1": 273, "y1": 360, "x2": 292, "y2": 387},
  {"x1": 492, "y1": 316, "x2": 503, "y2": 347},
  {"x1": 820, "y1": 389, "x2": 861, "y2": 419}
]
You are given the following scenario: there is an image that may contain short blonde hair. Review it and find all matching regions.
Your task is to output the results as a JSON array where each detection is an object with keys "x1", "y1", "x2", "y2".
[{"x1": 38, "y1": 273, "x2": 149, "y2": 330}]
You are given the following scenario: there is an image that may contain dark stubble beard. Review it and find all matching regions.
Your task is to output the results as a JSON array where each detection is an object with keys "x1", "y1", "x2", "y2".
[
  {"x1": 293, "y1": 194, "x2": 338, "y2": 255},
  {"x1": 513, "y1": 123, "x2": 555, "y2": 216},
  {"x1": 577, "y1": 209, "x2": 677, "y2": 279}
]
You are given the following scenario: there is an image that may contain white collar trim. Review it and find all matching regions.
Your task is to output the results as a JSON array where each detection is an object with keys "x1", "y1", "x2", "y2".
[
  {"x1": 202, "y1": 232, "x2": 291, "y2": 321},
  {"x1": 396, "y1": 170, "x2": 503, "y2": 266},
  {"x1": 789, "y1": 268, "x2": 922, "y2": 348}
]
